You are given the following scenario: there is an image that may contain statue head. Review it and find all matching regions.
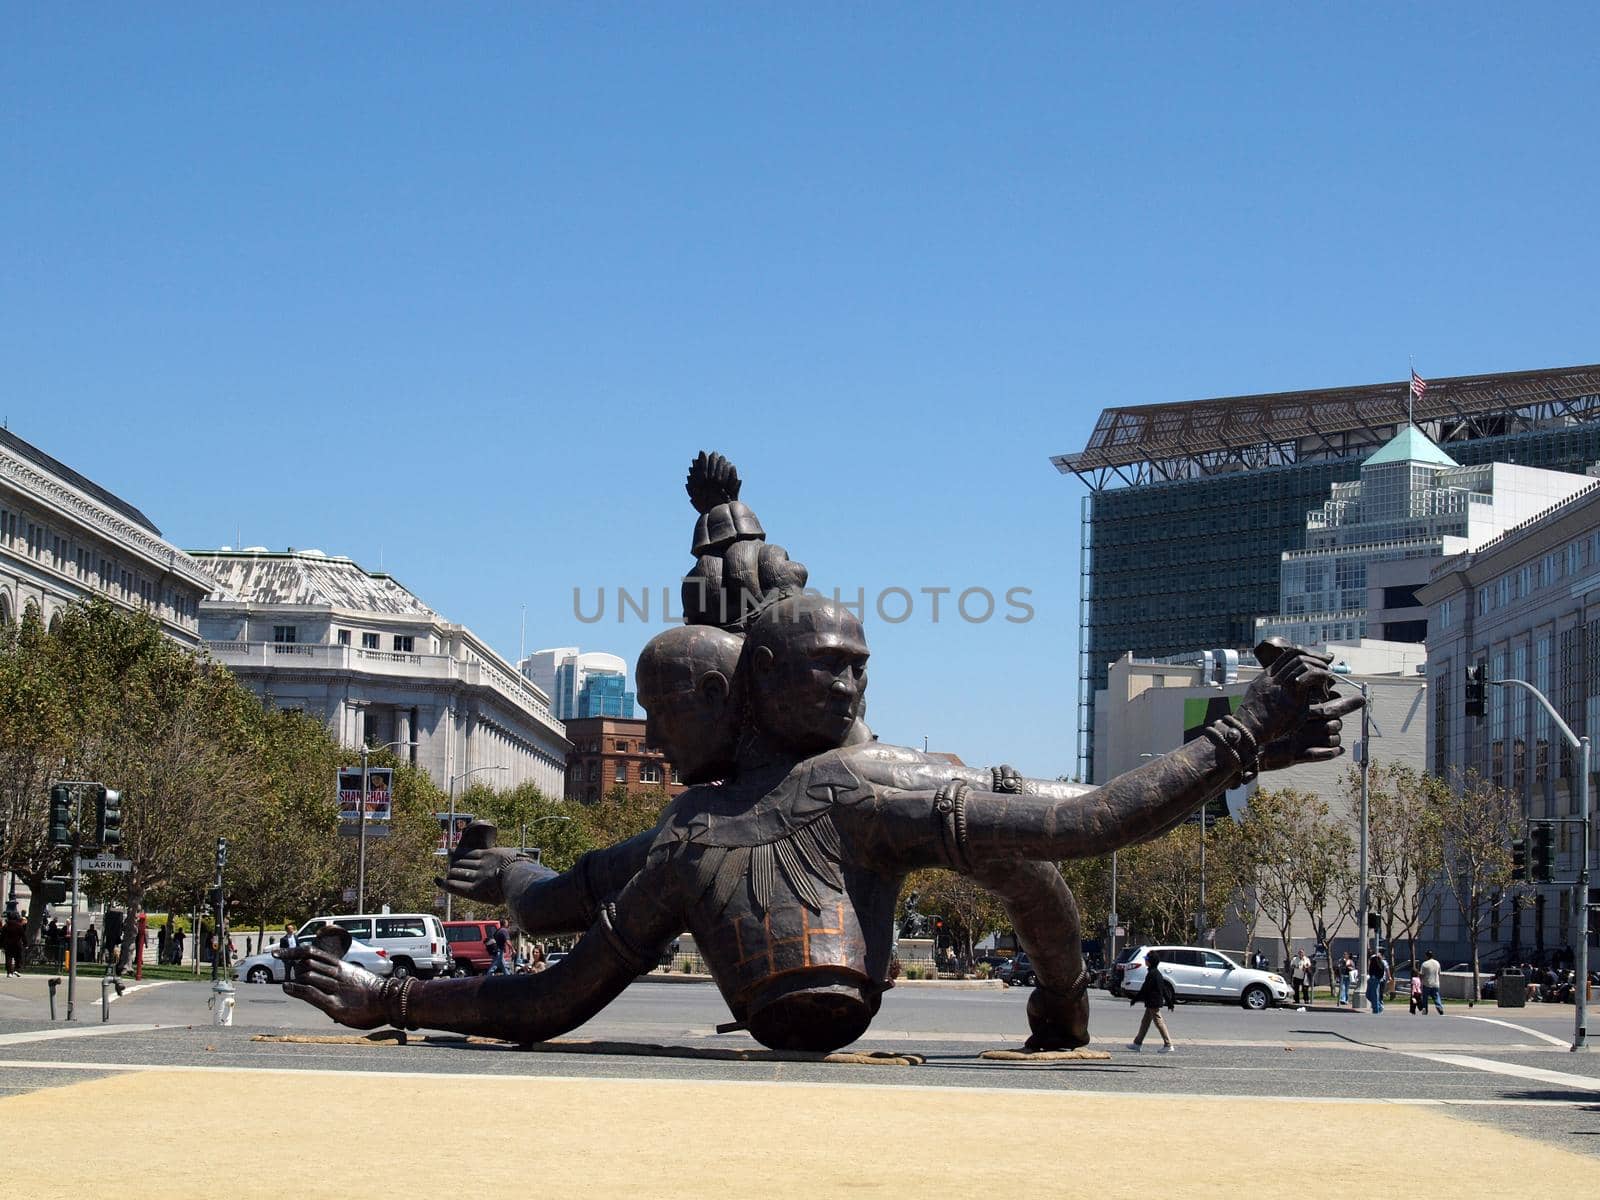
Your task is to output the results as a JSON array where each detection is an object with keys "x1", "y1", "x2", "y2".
[
  {"x1": 636, "y1": 625, "x2": 743, "y2": 785},
  {"x1": 742, "y1": 592, "x2": 870, "y2": 755}
]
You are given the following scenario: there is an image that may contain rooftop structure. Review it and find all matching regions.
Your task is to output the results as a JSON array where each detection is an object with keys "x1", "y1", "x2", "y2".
[{"x1": 1056, "y1": 363, "x2": 1600, "y2": 783}]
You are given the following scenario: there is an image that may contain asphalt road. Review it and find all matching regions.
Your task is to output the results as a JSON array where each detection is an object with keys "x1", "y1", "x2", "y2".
[{"x1": 4, "y1": 974, "x2": 1599, "y2": 1158}]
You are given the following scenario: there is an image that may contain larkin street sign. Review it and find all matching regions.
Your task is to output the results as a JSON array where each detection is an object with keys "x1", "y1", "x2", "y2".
[{"x1": 77, "y1": 856, "x2": 132, "y2": 872}]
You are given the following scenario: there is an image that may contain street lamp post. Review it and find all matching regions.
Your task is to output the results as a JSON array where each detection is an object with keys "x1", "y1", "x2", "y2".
[
  {"x1": 356, "y1": 739, "x2": 416, "y2": 914},
  {"x1": 1485, "y1": 676, "x2": 1591, "y2": 1051},
  {"x1": 445, "y1": 764, "x2": 508, "y2": 920}
]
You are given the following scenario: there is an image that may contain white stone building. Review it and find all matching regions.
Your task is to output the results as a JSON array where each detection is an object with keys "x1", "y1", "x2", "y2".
[
  {"x1": 0, "y1": 427, "x2": 213, "y2": 644},
  {"x1": 194, "y1": 549, "x2": 569, "y2": 798}
]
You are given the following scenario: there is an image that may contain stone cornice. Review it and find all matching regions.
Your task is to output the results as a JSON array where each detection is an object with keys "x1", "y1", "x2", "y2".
[{"x1": 0, "y1": 448, "x2": 214, "y2": 591}]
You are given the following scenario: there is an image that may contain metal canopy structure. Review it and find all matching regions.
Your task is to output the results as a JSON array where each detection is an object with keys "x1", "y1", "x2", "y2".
[{"x1": 1053, "y1": 364, "x2": 1600, "y2": 490}]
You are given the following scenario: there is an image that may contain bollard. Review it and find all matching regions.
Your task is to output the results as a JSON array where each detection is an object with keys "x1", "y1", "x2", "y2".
[
  {"x1": 99, "y1": 974, "x2": 125, "y2": 1022},
  {"x1": 47, "y1": 977, "x2": 60, "y2": 1021},
  {"x1": 210, "y1": 979, "x2": 235, "y2": 1026}
]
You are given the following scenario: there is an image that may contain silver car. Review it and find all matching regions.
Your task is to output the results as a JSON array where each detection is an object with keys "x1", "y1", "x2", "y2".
[
  {"x1": 234, "y1": 938, "x2": 394, "y2": 984},
  {"x1": 1118, "y1": 945, "x2": 1292, "y2": 1010}
]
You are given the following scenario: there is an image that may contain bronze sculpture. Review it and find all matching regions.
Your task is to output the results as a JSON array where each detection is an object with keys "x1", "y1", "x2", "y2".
[{"x1": 282, "y1": 453, "x2": 1359, "y2": 1052}]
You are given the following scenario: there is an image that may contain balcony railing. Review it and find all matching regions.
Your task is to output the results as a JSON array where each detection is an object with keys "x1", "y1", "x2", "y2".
[{"x1": 205, "y1": 640, "x2": 554, "y2": 722}]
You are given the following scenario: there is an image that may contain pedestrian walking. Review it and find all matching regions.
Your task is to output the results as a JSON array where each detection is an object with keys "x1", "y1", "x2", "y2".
[
  {"x1": 84, "y1": 923, "x2": 99, "y2": 963},
  {"x1": 172, "y1": 927, "x2": 185, "y2": 964},
  {"x1": 488, "y1": 921, "x2": 510, "y2": 976},
  {"x1": 1126, "y1": 951, "x2": 1177, "y2": 1053},
  {"x1": 1366, "y1": 948, "x2": 1388, "y2": 1014},
  {"x1": 281, "y1": 923, "x2": 298, "y2": 950},
  {"x1": 1408, "y1": 970, "x2": 1423, "y2": 1014},
  {"x1": 1, "y1": 907, "x2": 25, "y2": 976},
  {"x1": 1419, "y1": 951, "x2": 1445, "y2": 1015},
  {"x1": 1337, "y1": 953, "x2": 1357, "y2": 1006},
  {"x1": 157, "y1": 921, "x2": 170, "y2": 965}
]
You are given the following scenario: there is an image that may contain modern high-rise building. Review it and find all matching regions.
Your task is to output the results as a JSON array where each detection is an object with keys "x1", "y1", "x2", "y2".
[
  {"x1": 517, "y1": 647, "x2": 635, "y2": 721},
  {"x1": 1055, "y1": 363, "x2": 1600, "y2": 782},
  {"x1": 1255, "y1": 425, "x2": 1595, "y2": 648}
]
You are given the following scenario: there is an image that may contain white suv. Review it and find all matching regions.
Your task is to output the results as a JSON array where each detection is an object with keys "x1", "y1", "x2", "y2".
[
  {"x1": 295, "y1": 913, "x2": 450, "y2": 979},
  {"x1": 1118, "y1": 945, "x2": 1291, "y2": 1010}
]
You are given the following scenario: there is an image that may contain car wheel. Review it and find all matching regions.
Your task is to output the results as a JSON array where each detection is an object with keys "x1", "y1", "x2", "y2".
[
  {"x1": 247, "y1": 965, "x2": 273, "y2": 984},
  {"x1": 390, "y1": 959, "x2": 413, "y2": 979},
  {"x1": 1242, "y1": 984, "x2": 1271, "y2": 1011}
]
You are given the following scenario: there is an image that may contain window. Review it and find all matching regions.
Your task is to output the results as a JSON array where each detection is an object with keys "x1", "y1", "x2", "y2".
[
  {"x1": 1439, "y1": 598, "x2": 1453, "y2": 631},
  {"x1": 640, "y1": 763, "x2": 662, "y2": 784},
  {"x1": 615, "y1": 741, "x2": 629, "y2": 753},
  {"x1": 586, "y1": 762, "x2": 598, "y2": 783},
  {"x1": 361, "y1": 632, "x2": 380, "y2": 650},
  {"x1": 1478, "y1": 586, "x2": 1491, "y2": 614},
  {"x1": 614, "y1": 761, "x2": 626, "y2": 783},
  {"x1": 671, "y1": 767, "x2": 682, "y2": 785},
  {"x1": 273, "y1": 625, "x2": 297, "y2": 644},
  {"x1": 376, "y1": 917, "x2": 426, "y2": 939},
  {"x1": 338, "y1": 629, "x2": 351, "y2": 645},
  {"x1": 393, "y1": 635, "x2": 414, "y2": 652}
]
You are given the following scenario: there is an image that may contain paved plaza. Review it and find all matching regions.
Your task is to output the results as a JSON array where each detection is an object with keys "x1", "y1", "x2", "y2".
[{"x1": 3, "y1": 975, "x2": 1598, "y2": 1196}]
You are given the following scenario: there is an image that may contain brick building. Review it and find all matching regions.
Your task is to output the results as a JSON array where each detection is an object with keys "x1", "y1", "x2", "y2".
[{"x1": 564, "y1": 716, "x2": 685, "y2": 803}]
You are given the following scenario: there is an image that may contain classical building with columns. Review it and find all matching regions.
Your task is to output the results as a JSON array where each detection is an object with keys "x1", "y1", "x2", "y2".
[
  {"x1": 0, "y1": 426, "x2": 214, "y2": 643},
  {"x1": 193, "y1": 548, "x2": 569, "y2": 798}
]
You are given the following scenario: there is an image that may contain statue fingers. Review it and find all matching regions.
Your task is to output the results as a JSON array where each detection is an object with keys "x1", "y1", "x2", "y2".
[
  {"x1": 1312, "y1": 694, "x2": 1365, "y2": 720},
  {"x1": 1298, "y1": 746, "x2": 1345, "y2": 762}
]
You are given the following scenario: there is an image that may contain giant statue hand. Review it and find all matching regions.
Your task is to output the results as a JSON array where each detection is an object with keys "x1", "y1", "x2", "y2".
[
  {"x1": 1234, "y1": 640, "x2": 1339, "y2": 744},
  {"x1": 1238, "y1": 638, "x2": 1362, "y2": 770},
  {"x1": 277, "y1": 936, "x2": 390, "y2": 1030},
  {"x1": 436, "y1": 820, "x2": 520, "y2": 905}
]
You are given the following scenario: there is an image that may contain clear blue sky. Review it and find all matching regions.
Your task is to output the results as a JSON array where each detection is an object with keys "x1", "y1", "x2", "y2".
[{"x1": 4, "y1": 9, "x2": 1597, "y2": 778}]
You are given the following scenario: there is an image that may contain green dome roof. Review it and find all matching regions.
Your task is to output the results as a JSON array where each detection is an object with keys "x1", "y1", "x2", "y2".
[{"x1": 1364, "y1": 424, "x2": 1458, "y2": 468}]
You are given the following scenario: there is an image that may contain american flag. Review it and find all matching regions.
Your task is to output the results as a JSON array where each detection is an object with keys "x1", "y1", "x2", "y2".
[{"x1": 1410, "y1": 369, "x2": 1428, "y2": 400}]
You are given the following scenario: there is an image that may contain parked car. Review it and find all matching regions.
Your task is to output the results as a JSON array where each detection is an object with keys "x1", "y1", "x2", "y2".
[
  {"x1": 1117, "y1": 945, "x2": 1291, "y2": 1010},
  {"x1": 999, "y1": 953, "x2": 1036, "y2": 987},
  {"x1": 234, "y1": 938, "x2": 393, "y2": 984},
  {"x1": 444, "y1": 919, "x2": 499, "y2": 975},
  {"x1": 974, "y1": 954, "x2": 1011, "y2": 978},
  {"x1": 294, "y1": 912, "x2": 450, "y2": 979},
  {"x1": 1106, "y1": 946, "x2": 1139, "y2": 994}
]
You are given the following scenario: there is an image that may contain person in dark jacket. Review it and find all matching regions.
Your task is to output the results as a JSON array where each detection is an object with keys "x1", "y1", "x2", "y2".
[{"x1": 1127, "y1": 950, "x2": 1177, "y2": 1053}]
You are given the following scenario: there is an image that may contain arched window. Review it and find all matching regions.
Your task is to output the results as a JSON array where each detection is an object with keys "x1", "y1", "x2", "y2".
[{"x1": 0, "y1": 594, "x2": 11, "y2": 626}]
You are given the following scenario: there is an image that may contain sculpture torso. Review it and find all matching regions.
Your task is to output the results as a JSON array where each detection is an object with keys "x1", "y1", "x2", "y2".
[{"x1": 646, "y1": 752, "x2": 902, "y2": 1050}]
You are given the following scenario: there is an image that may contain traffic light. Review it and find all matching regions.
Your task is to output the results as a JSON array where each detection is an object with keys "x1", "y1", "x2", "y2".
[
  {"x1": 208, "y1": 886, "x2": 224, "y2": 910},
  {"x1": 49, "y1": 784, "x2": 73, "y2": 846},
  {"x1": 1465, "y1": 663, "x2": 1487, "y2": 720},
  {"x1": 1511, "y1": 836, "x2": 1529, "y2": 881},
  {"x1": 95, "y1": 787, "x2": 122, "y2": 849},
  {"x1": 41, "y1": 877, "x2": 68, "y2": 904},
  {"x1": 216, "y1": 837, "x2": 228, "y2": 872},
  {"x1": 1531, "y1": 822, "x2": 1555, "y2": 883}
]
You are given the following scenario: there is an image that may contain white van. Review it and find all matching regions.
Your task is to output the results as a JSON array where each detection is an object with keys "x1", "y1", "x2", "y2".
[{"x1": 295, "y1": 913, "x2": 450, "y2": 979}]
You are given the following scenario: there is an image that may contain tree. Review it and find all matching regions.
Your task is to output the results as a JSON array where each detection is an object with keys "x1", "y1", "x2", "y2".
[
  {"x1": 1438, "y1": 768, "x2": 1522, "y2": 1002},
  {"x1": 1292, "y1": 799, "x2": 1356, "y2": 995},
  {"x1": 1362, "y1": 761, "x2": 1446, "y2": 977},
  {"x1": 1238, "y1": 786, "x2": 1308, "y2": 968},
  {"x1": 900, "y1": 868, "x2": 1010, "y2": 964}
]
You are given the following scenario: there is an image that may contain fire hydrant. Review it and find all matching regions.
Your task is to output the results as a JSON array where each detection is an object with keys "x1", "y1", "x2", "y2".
[{"x1": 209, "y1": 979, "x2": 235, "y2": 1026}]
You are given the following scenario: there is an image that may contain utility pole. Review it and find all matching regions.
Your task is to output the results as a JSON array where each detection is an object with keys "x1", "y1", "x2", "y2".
[
  {"x1": 356, "y1": 743, "x2": 370, "y2": 913},
  {"x1": 1355, "y1": 682, "x2": 1371, "y2": 1012}
]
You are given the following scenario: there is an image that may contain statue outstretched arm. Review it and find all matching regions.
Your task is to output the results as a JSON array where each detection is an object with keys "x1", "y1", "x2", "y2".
[
  {"x1": 284, "y1": 864, "x2": 681, "y2": 1043},
  {"x1": 504, "y1": 829, "x2": 658, "y2": 936},
  {"x1": 440, "y1": 823, "x2": 658, "y2": 937},
  {"x1": 848, "y1": 645, "x2": 1356, "y2": 869}
]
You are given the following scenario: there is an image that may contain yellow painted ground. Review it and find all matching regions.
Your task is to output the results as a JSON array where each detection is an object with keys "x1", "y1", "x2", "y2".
[{"x1": 3, "y1": 1067, "x2": 1591, "y2": 1198}]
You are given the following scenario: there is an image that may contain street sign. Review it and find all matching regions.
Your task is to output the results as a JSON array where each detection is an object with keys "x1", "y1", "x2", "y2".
[
  {"x1": 77, "y1": 857, "x2": 132, "y2": 873},
  {"x1": 338, "y1": 823, "x2": 390, "y2": 839},
  {"x1": 342, "y1": 888, "x2": 357, "y2": 904}
]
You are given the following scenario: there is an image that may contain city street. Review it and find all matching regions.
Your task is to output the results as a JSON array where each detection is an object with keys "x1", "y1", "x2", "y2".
[{"x1": 4, "y1": 973, "x2": 1598, "y2": 1194}]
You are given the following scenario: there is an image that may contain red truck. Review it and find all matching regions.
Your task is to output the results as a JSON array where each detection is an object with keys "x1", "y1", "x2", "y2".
[{"x1": 443, "y1": 920, "x2": 498, "y2": 975}]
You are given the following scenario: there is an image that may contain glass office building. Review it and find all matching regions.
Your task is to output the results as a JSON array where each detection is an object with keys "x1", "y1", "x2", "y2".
[
  {"x1": 1054, "y1": 364, "x2": 1600, "y2": 782},
  {"x1": 575, "y1": 671, "x2": 637, "y2": 719}
]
